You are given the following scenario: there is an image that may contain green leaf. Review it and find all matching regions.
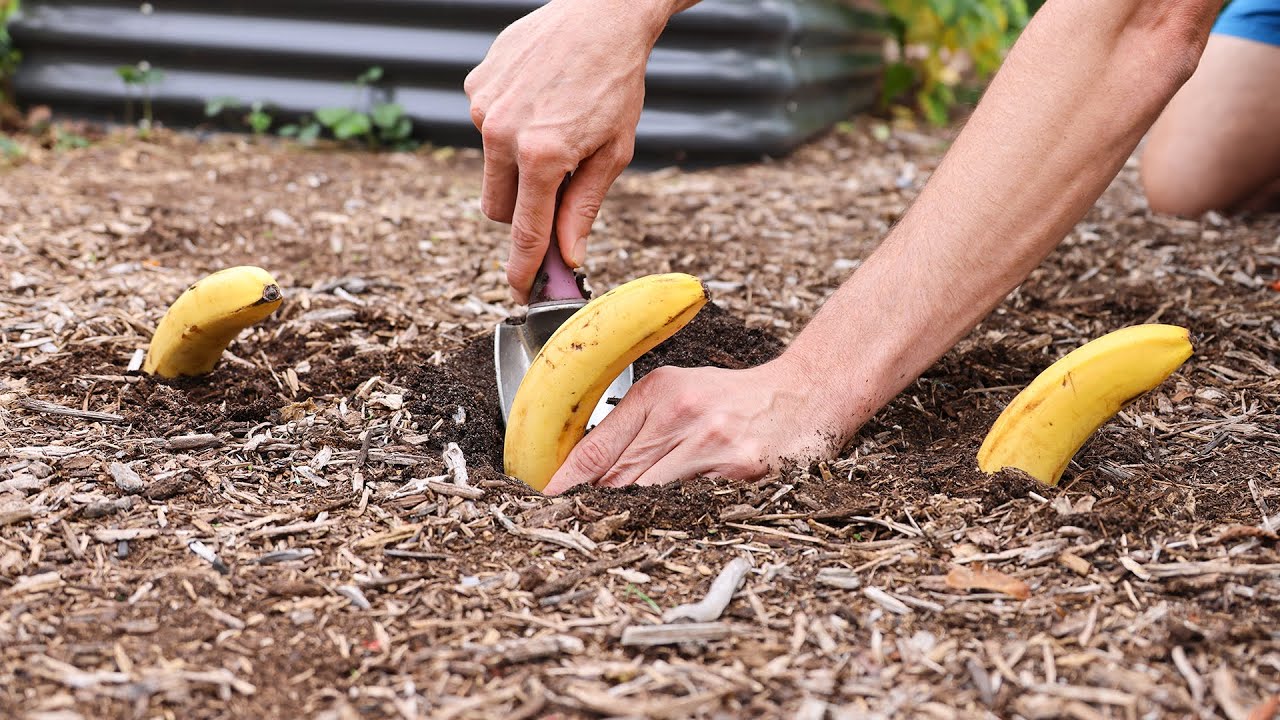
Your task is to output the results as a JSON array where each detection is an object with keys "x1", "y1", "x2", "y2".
[
  {"x1": 315, "y1": 107, "x2": 353, "y2": 127},
  {"x1": 625, "y1": 584, "x2": 661, "y2": 613},
  {"x1": 296, "y1": 121, "x2": 322, "y2": 144},
  {"x1": 382, "y1": 115, "x2": 412, "y2": 142},
  {"x1": 116, "y1": 66, "x2": 141, "y2": 83},
  {"x1": 356, "y1": 66, "x2": 383, "y2": 85},
  {"x1": 926, "y1": 0, "x2": 956, "y2": 22},
  {"x1": 370, "y1": 102, "x2": 403, "y2": 130},
  {"x1": 277, "y1": 124, "x2": 299, "y2": 138},
  {"x1": 298, "y1": 123, "x2": 322, "y2": 144},
  {"x1": 204, "y1": 96, "x2": 240, "y2": 117},
  {"x1": 248, "y1": 109, "x2": 272, "y2": 134},
  {"x1": 880, "y1": 61, "x2": 916, "y2": 106},
  {"x1": 0, "y1": 135, "x2": 23, "y2": 160},
  {"x1": 919, "y1": 89, "x2": 950, "y2": 127},
  {"x1": 332, "y1": 112, "x2": 372, "y2": 140}
]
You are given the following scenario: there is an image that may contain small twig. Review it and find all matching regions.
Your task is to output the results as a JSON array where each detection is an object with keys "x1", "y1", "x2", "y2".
[
  {"x1": 620, "y1": 622, "x2": 736, "y2": 647},
  {"x1": 167, "y1": 434, "x2": 222, "y2": 451},
  {"x1": 19, "y1": 398, "x2": 124, "y2": 423},
  {"x1": 187, "y1": 539, "x2": 229, "y2": 574}
]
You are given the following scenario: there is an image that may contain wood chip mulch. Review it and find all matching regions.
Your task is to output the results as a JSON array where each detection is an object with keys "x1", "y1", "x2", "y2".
[{"x1": 1, "y1": 120, "x2": 1278, "y2": 719}]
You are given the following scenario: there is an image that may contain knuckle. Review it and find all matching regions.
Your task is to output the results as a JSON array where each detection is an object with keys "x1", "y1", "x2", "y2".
[
  {"x1": 480, "y1": 118, "x2": 515, "y2": 148},
  {"x1": 569, "y1": 437, "x2": 613, "y2": 479},
  {"x1": 469, "y1": 105, "x2": 486, "y2": 130},
  {"x1": 611, "y1": 143, "x2": 635, "y2": 168},
  {"x1": 509, "y1": 223, "x2": 546, "y2": 254},
  {"x1": 702, "y1": 414, "x2": 733, "y2": 444},
  {"x1": 517, "y1": 139, "x2": 568, "y2": 168},
  {"x1": 574, "y1": 194, "x2": 603, "y2": 221}
]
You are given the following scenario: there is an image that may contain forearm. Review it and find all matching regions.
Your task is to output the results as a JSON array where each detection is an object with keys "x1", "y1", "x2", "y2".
[{"x1": 784, "y1": 0, "x2": 1220, "y2": 439}]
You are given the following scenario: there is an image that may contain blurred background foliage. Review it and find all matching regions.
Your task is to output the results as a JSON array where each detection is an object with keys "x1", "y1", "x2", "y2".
[
  {"x1": 0, "y1": 0, "x2": 19, "y2": 106},
  {"x1": 879, "y1": 0, "x2": 1046, "y2": 125}
]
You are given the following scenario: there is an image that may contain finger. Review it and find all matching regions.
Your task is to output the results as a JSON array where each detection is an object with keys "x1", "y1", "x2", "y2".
[
  {"x1": 478, "y1": 115, "x2": 518, "y2": 224},
  {"x1": 542, "y1": 394, "x2": 651, "y2": 496},
  {"x1": 481, "y1": 144, "x2": 518, "y2": 224},
  {"x1": 555, "y1": 140, "x2": 632, "y2": 267},
  {"x1": 507, "y1": 146, "x2": 570, "y2": 303}
]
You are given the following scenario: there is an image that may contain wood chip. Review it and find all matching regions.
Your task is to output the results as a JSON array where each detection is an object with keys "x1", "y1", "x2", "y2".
[
  {"x1": 663, "y1": 556, "x2": 751, "y2": 622},
  {"x1": 19, "y1": 398, "x2": 124, "y2": 423},
  {"x1": 532, "y1": 548, "x2": 651, "y2": 597},
  {"x1": 620, "y1": 622, "x2": 735, "y2": 647},
  {"x1": 863, "y1": 586, "x2": 912, "y2": 615},
  {"x1": 1059, "y1": 551, "x2": 1092, "y2": 576},
  {"x1": 108, "y1": 462, "x2": 147, "y2": 495},
  {"x1": 5, "y1": 571, "x2": 62, "y2": 595},
  {"x1": 91, "y1": 528, "x2": 159, "y2": 543},
  {"x1": 946, "y1": 565, "x2": 1031, "y2": 599},
  {"x1": 167, "y1": 434, "x2": 223, "y2": 450}
]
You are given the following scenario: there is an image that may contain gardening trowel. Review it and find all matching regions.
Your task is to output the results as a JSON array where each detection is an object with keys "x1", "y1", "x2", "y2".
[{"x1": 495, "y1": 181, "x2": 633, "y2": 428}]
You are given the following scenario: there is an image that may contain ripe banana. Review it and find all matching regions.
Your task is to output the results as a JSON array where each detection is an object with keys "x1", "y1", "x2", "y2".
[
  {"x1": 503, "y1": 273, "x2": 710, "y2": 491},
  {"x1": 143, "y1": 266, "x2": 284, "y2": 378},
  {"x1": 977, "y1": 324, "x2": 1193, "y2": 486}
]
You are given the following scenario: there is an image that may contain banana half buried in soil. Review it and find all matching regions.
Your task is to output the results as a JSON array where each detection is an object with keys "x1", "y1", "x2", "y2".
[
  {"x1": 503, "y1": 273, "x2": 710, "y2": 491},
  {"x1": 977, "y1": 324, "x2": 1193, "y2": 486},
  {"x1": 143, "y1": 266, "x2": 284, "y2": 378}
]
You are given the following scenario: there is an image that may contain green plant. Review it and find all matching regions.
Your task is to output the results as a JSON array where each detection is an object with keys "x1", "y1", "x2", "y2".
[
  {"x1": 0, "y1": 0, "x2": 20, "y2": 108},
  {"x1": 880, "y1": 0, "x2": 1029, "y2": 125},
  {"x1": 0, "y1": 134, "x2": 22, "y2": 162},
  {"x1": 52, "y1": 127, "x2": 90, "y2": 151},
  {"x1": 116, "y1": 61, "x2": 163, "y2": 132},
  {"x1": 200, "y1": 66, "x2": 414, "y2": 150},
  {"x1": 314, "y1": 66, "x2": 415, "y2": 149}
]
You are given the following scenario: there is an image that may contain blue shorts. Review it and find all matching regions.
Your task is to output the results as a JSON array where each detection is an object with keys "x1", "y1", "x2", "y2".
[{"x1": 1214, "y1": 0, "x2": 1280, "y2": 45}]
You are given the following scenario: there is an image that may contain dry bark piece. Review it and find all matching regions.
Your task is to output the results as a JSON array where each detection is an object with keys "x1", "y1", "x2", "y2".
[
  {"x1": 108, "y1": 462, "x2": 146, "y2": 495},
  {"x1": 620, "y1": 622, "x2": 735, "y2": 647},
  {"x1": 945, "y1": 565, "x2": 1031, "y2": 600}
]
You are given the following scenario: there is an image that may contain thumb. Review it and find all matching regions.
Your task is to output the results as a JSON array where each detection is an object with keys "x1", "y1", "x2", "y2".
[
  {"x1": 543, "y1": 393, "x2": 648, "y2": 495},
  {"x1": 555, "y1": 142, "x2": 632, "y2": 268}
]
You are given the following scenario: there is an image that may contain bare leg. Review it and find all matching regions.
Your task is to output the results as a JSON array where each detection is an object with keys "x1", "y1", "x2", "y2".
[{"x1": 1141, "y1": 34, "x2": 1280, "y2": 215}]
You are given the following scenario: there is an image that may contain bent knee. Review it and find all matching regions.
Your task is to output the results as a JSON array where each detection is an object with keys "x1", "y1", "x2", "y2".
[
  {"x1": 1140, "y1": 140, "x2": 1239, "y2": 217},
  {"x1": 1140, "y1": 165, "x2": 1220, "y2": 217}
]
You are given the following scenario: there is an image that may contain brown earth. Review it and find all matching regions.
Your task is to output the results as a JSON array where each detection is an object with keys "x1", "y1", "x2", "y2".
[{"x1": 1, "y1": 121, "x2": 1278, "y2": 719}]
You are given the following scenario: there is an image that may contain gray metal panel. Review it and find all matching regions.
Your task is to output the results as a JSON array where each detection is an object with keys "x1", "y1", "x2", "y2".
[{"x1": 10, "y1": 0, "x2": 887, "y2": 160}]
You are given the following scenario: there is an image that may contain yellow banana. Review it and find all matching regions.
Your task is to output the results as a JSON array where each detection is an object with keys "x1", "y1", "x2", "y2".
[
  {"x1": 977, "y1": 324, "x2": 1193, "y2": 485},
  {"x1": 143, "y1": 266, "x2": 284, "y2": 378},
  {"x1": 504, "y1": 273, "x2": 710, "y2": 491}
]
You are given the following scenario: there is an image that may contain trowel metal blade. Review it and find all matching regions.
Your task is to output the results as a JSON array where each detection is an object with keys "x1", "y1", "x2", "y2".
[{"x1": 495, "y1": 300, "x2": 633, "y2": 429}]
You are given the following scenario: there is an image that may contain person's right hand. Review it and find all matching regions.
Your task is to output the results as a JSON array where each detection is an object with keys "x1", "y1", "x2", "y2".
[{"x1": 465, "y1": 0, "x2": 671, "y2": 303}]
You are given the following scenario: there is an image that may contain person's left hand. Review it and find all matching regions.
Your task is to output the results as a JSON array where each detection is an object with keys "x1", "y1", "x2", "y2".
[{"x1": 541, "y1": 359, "x2": 856, "y2": 495}]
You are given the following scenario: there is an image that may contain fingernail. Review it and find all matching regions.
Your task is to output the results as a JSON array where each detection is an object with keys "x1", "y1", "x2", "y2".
[{"x1": 570, "y1": 235, "x2": 588, "y2": 268}]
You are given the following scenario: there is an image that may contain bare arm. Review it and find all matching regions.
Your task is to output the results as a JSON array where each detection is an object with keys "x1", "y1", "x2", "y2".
[
  {"x1": 544, "y1": 0, "x2": 1222, "y2": 494},
  {"x1": 465, "y1": 0, "x2": 699, "y2": 302},
  {"x1": 779, "y1": 0, "x2": 1221, "y2": 447}
]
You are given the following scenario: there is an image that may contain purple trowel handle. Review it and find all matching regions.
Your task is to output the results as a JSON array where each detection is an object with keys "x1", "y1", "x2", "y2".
[{"x1": 528, "y1": 175, "x2": 586, "y2": 305}]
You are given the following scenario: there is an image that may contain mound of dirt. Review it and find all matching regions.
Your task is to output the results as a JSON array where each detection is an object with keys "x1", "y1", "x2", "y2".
[{"x1": 408, "y1": 300, "x2": 789, "y2": 470}]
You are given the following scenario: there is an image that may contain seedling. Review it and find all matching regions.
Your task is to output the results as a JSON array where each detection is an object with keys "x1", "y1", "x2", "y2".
[
  {"x1": 0, "y1": 134, "x2": 22, "y2": 162},
  {"x1": 115, "y1": 61, "x2": 164, "y2": 133},
  {"x1": 314, "y1": 66, "x2": 416, "y2": 150},
  {"x1": 199, "y1": 66, "x2": 413, "y2": 149}
]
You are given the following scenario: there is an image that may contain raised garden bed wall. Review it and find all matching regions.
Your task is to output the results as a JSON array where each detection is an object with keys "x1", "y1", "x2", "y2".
[{"x1": 8, "y1": 0, "x2": 887, "y2": 162}]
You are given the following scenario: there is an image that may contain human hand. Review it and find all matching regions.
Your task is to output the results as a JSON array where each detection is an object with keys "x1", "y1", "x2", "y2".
[
  {"x1": 541, "y1": 358, "x2": 860, "y2": 495},
  {"x1": 465, "y1": 0, "x2": 672, "y2": 302}
]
